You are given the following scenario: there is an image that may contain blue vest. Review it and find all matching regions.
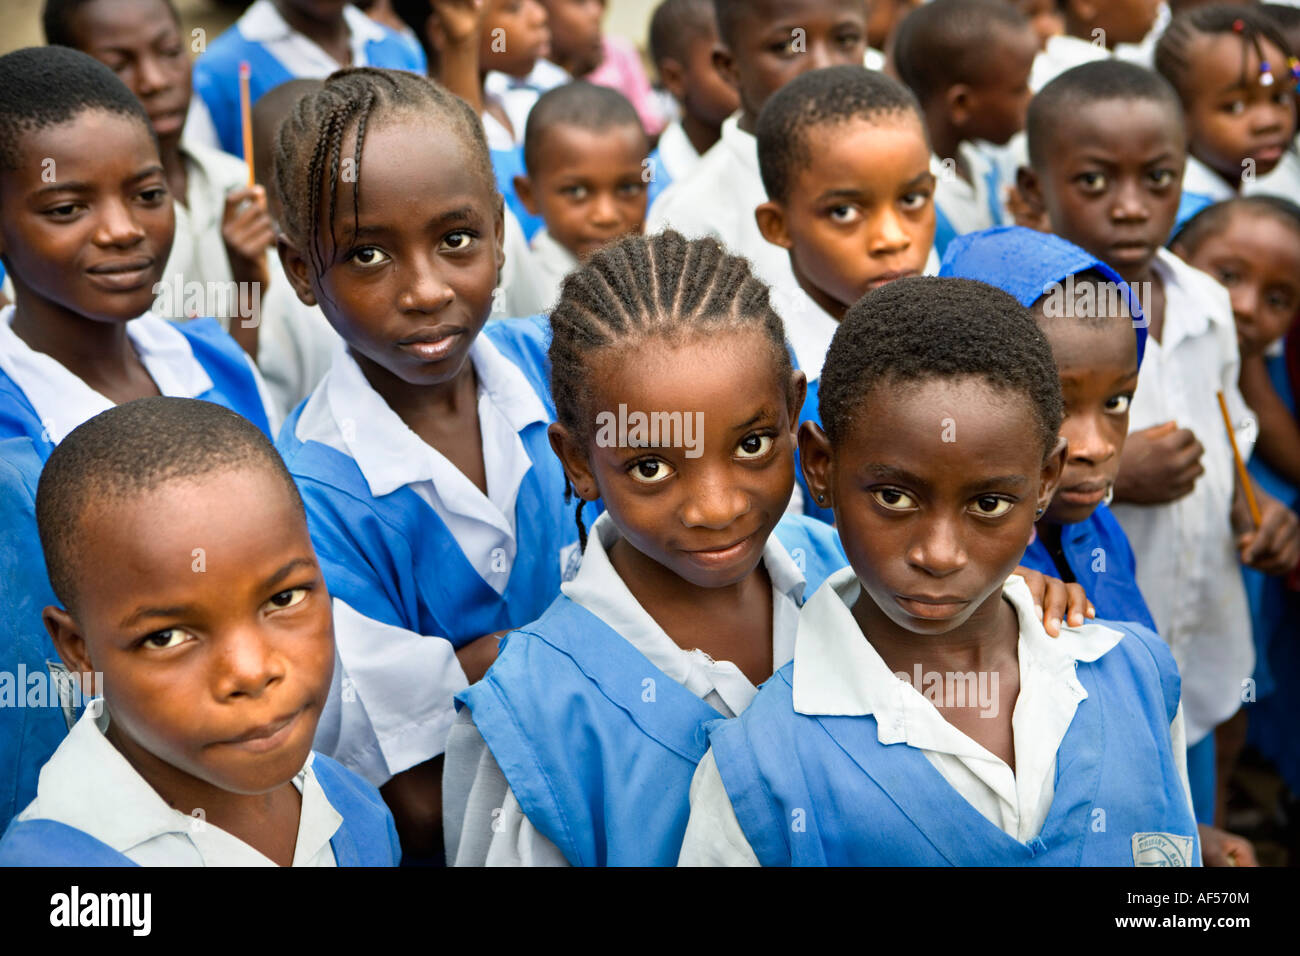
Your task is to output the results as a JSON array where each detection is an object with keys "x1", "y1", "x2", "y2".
[
  {"x1": 646, "y1": 146, "x2": 673, "y2": 209},
  {"x1": 1172, "y1": 190, "x2": 1216, "y2": 241},
  {"x1": 1020, "y1": 503, "x2": 1156, "y2": 632},
  {"x1": 277, "y1": 316, "x2": 581, "y2": 645},
  {"x1": 784, "y1": 343, "x2": 834, "y2": 525},
  {"x1": 0, "y1": 440, "x2": 67, "y2": 835},
  {"x1": 458, "y1": 515, "x2": 847, "y2": 866},
  {"x1": 709, "y1": 622, "x2": 1199, "y2": 866},
  {"x1": 0, "y1": 752, "x2": 400, "y2": 866},
  {"x1": 0, "y1": 317, "x2": 271, "y2": 458},
  {"x1": 192, "y1": 21, "x2": 426, "y2": 159},
  {"x1": 932, "y1": 161, "x2": 1004, "y2": 261}
]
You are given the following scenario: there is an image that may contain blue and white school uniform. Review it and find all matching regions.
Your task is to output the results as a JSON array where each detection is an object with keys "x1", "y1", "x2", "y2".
[
  {"x1": 646, "y1": 119, "x2": 702, "y2": 211},
  {"x1": 1176, "y1": 155, "x2": 1236, "y2": 236},
  {"x1": 931, "y1": 143, "x2": 1006, "y2": 260},
  {"x1": 779, "y1": 286, "x2": 839, "y2": 525},
  {"x1": 443, "y1": 509, "x2": 848, "y2": 866},
  {"x1": 276, "y1": 315, "x2": 580, "y2": 788},
  {"x1": 0, "y1": 305, "x2": 277, "y2": 456},
  {"x1": 192, "y1": 0, "x2": 425, "y2": 160},
  {"x1": 679, "y1": 569, "x2": 1199, "y2": 866},
  {"x1": 0, "y1": 439, "x2": 67, "y2": 836},
  {"x1": 0, "y1": 707, "x2": 399, "y2": 866},
  {"x1": 483, "y1": 59, "x2": 570, "y2": 147}
]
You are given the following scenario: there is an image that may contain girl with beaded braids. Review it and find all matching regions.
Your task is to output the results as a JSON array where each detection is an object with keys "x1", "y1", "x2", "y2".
[
  {"x1": 1155, "y1": 4, "x2": 1297, "y2": 230},
  {"x1": 442, "y1": 230, "x2": 1088, "y2": 867},
  {"x1": 272, "y1": 66, "x2": 580, "y2": 861}
]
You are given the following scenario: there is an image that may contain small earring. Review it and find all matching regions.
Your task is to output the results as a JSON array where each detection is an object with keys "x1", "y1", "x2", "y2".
[
  {"x1": 1035, "y1": 506, "x2": 1045, "y2": 518},
  {"x1": 817, "y1": 494, "x2": 825, "y2": 503}
]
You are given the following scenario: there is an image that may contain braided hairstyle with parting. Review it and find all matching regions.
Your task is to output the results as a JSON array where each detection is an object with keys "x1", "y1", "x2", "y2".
[
  {"x1": 548, "y1": 229, "x2": 794, "y2": 549},
  {"x1": 1156, "y1": 4, "x2": 1295, "y2": 106},
  {"x1": 273, "y1": 66, "x2": 496, "y2": 293}
]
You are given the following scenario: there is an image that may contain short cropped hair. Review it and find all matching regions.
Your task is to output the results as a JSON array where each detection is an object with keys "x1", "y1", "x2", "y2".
[
  {"x1": 42, "y1": 0, "x2": 181, "y2": 49},
  {"x1": 1027, "y1": 60, "x2": 1182, "y2": 170},
  {"x1": 1175, "y1": 194, "x2": 1300, "y2": 253},
  {"x1": 0, "y1": 45, "x2": 156, "y2": 173},
  {"x1": 757, "y1": 64, "x2": 923, "y2": 203},
  {"x1": 523, "y1": 81, "x2": 647, "y2": 176},
  {"x1": 818, "y1": 276, "x2": 1064, "y2": 456},
  {"x1": 893, "y1": 0, "x2": 1031, "y2": 104},
  {"x1": 649, "y1": 0, "x2": 717, "y2": 67},
  {"x1": 36, "y1": 398, "x2": 304, "y2": 612}
]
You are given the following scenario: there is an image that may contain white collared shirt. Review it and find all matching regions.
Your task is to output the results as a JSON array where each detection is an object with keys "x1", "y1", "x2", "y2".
[
  {"x1": 933, "y1": 142, "x2": 1002, "y2": 237},
  {"x1": 484, "y1": 60, "x2": 571, "y2": 147},
  {"x1": 1109, "y1": 248, "x2": 1255, "y2": 744},
  {"x1": 443, "y1": 511, "x2": 810, "y2": 866},
  {"x1": 16, "y1": 707, "x2": 341, "y2": 866},
  {"x1": 1181, "y1": 154, "x2": 1236, "y2": 204},
  {"x1": 653, "y1": 120, "x2": 703, "y2": 188},
  {"x1": 237, "y1": 0, "x2": 390, "y2": 74},
  {"x1": 679, "y1": 568, "x2": 1193, "y2": 865},
  {"x1": 1030, "y1": 33, "x2": 1110, "y2": 93},
  {"x1": 0, "y1": 305, "x2": 210, "y2": 446},
  {"x1": 1246, "y1": 140, "x2": 1300, "y2": 203},
  {"x1": 528, "y1": 227, "x2": 580, "y2": 311}
]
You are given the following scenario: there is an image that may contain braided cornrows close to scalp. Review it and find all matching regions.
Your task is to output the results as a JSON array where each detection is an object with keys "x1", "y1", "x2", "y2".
[
  {"x1": 548, "y1": 230, "x2": 793, "y2": 548},
  {"x1": 273, "y1": 67, "x2": 494, "y2": 286},
  {"x1": 1156, "y1": 4, "x2": 1294, "y2": 103}
]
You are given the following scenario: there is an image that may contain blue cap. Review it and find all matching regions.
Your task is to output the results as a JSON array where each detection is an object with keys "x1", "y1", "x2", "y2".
[{"x1": 938, "y1": 225, "x2": 1147, "y2": 367}]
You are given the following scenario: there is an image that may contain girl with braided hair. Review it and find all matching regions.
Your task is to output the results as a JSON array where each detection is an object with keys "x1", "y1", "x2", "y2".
[{"x1": 272, "y1": 66, "x2": 580, "y2": 861}]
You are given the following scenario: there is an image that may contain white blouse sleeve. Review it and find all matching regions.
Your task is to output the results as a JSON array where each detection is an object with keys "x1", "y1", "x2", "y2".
[
  {"x1": 443, "y1": 707, "x2": 569, "y2": 867},
  {"x1": 678, "y1": 749, "x2": 761, "y2": 867}
]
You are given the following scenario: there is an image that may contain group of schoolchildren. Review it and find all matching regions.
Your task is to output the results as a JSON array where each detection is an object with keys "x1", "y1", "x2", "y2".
[{"x1": 0, "y1": 0, "x2": 1296, "y2": 868}]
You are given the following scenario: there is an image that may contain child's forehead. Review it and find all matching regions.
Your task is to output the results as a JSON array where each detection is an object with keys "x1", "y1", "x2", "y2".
[
  {"x1": 1185, "y1": 31, "x2": 1290, "y2": 91},
  {"x1": 8, "y1": 109, "x2": 157, "y2": 180},
  {"x1": 735, "y1": 0, "x2": 867, "y2": 38},
  {"x1": 1046, "y1": 98, "x2": 1181, "y2": 161},
  {"x1": 535, "y1": 121, "x2": 646, "y2": 164},
  {"x1": 792, "y1": 114, "x2": 928, "y2": 188}
]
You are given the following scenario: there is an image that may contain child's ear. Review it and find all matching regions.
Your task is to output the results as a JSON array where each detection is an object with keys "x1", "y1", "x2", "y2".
[
  {"x1": 659, "y1": 56, "x2": 687, "y2": 102},
  {"x1": 548, "y1": 423, "x2": 600, "y2": 502},
  {"x1": 755, "y1": 200, "x2": 793, "y2": 250},
  {"x1": 1014, "y1": 165, "x2": 1048, "y2": 227},
  {"x1": 786, "y1": 368, "x2": 808, "y2": 431},
  {"x1": 514, "y1": 174, "x2": 540, "y2": 218},
  {"x1": 43, "y1": 606, "x2": 94, "y2": 679},
  {"x1": 946, "y1": 84, "x2": 973, "y2": 129},
  {"x1": 493, "y1": 194, "x2": 506, "y2": 275},
  {"x1": 1038, "y1": 435, "x2": 1068, "y2": 512},
  {"x1": 277, "y1": 235, "x2": 318, "y2": 308},
  {"x1": 797, "y1": 420, "x2": 835, "y2": 510},
  {"x1": 713, "y1": 44, "x2": 739, "y2": 93}
]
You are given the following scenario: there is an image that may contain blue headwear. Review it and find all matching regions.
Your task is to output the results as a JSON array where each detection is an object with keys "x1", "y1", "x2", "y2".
[{"x1": 938, "y1": 225, "x2": 1148, "y2": 367}]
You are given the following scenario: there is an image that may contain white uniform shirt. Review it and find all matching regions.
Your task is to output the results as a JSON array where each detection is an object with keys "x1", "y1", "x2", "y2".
[
  {"x1": 1109, "y1": 248, "x2": 1255, "y2": 744},
  {"x1": 1244, "y1": 139, "x2": 1300, "y2": 202},
  {"x1": 236, "y1": 0, "x2": 392, "y2": 75},
  {"x1": 933, "y1": 142, "x2": 1003, "y2": 237},
  {"x1": 527, "y1": 227, "x2": 580, "y2": 311},
  {"x1": 16, "y1": 707, "x2": 341, "y2": 866},
  {"x1": 1181, "y1": 154, "x2": 1236, "y2": 205},
  {"x1": 484, "y1": 60, "x2": 571, "y2": 146},
  {"x1": 443, "y1": 510, "x2": 811, "y2": 866},
  {"x1": 1030, "y1": 34, "x2": 1109, "y2": 93},
  {"x1": 679, "y1": 568, "x2": 1194, "y2": 865},
  {"x1": 652, "y1": 120, "x2": 704, "y2": 191},
  {"x1": 294, "y1": 335, "x2": 549, "y2": 785},
  {"x1": 256, "y1": 252, "x2": 338, "y2": 419},
  {"x1": 0, "y1": 304, "x2": 279, "y2": 445}
]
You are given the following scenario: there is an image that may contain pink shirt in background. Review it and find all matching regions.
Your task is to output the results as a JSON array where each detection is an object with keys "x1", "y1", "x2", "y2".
[{"x1": 584, "y1": 35, "x2": 667, "y2": 136}]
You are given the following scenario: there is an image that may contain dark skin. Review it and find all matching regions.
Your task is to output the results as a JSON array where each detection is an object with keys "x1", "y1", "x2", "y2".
[
  {"x1": 1062, "y1": 0, "x2": 1161, "y2": 47},
  {"x1": 541, "y1": 0, "x2": 605, "y2": 77},
  {"x1": 274, "y1": 0, "x2": 354, "y2": 68},
  {"x1": 714, "y1": 0, "x2": 869, "y2": 133},
  {"x1": 45, "y1": 467, "x2": 336, "y2": 866},
  {"x1": 69, "y1": 0, "x2": 274, "y2": 358},
  {"x1": 656, "y1": 32, "x2": 741, "y2": 157},
  {"x1": 0, "y1": 111, "x2": 171, "y2": 406},
  {"x1": 279, "y1": 113, "x2": 508, "y2": 856},
  {"x1": 549, "y1": 329, "x2": 805, "y2": 685},
  {"x1": 800, "y1": 377, "x2": 1067, "y2": 767}
]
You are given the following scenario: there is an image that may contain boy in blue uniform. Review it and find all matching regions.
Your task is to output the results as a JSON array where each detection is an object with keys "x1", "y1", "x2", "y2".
[
  {"x1": 940, "y1": 226, "x2": 1154, "y2": 629},
  {"x1": 0, "y1": 398, "x2": 398, "y2": 865},
  {"x1": 680, "y1": 278, "x2": 1199, "y2": 865},
  {"x1": 192, "y1": 0, "x2": 425, "y2": 160}
]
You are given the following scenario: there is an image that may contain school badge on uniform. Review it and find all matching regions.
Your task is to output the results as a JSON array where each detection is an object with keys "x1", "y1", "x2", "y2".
[{"x1": 1131, "y1": 832, "x2": 1195, "y2": 866}]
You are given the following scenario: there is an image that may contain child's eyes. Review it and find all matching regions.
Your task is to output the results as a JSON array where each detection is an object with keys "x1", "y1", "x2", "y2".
[
  {"x1": 348, "y1": 246, "x2": 390, "y2": 267},
  {"x1": 1074, "y1": 171, "x2": 1106, "y2": 193},
  {"x1": 561, "y1": 184, "x2": 590, "y2": 200},
  {"x1": 1273, "y1": 90, "x2": 1292, "y2": 107},
  {"x1": 1104, "y1": 394, "x2": 1132, "y2": 415},
  {"x1": 871, "y1": 487, "x2": 917, "y2": 511},
  {"x1": 735, "y1": 433, "x2": 774, "y2": 459},
  {"x1": 266, "y1": 587, "x2": 310, "y2": 611},
  {"x1": 139, "y1": 628, "x2": 191, "y2": 650},
  {"x1": 139, "y1": 186, "x2": 168, "y2": 204},
  {"x1": 442, "y1": 230, "x2": 476, "y2": 251},
  {"x1": 1216, "y1": 268, "x2": 1240, "y2": 285},
  {"x1": 43, "y1": 203, "x2": 81, "y2": 219},
  {"x1": 617, "y1": 182, "x2": 646, "y2": 197},
  {"x1": 1147, "y1": 169, "x2": 1175, "y2": 189},
  {"x1": 836, "y1": 30, "x2": 864, "y2": 49},
  {"x1": 968, "y1": 495, "x2": 1013, "y2": 518},
  {"x1": 1266, "y1": 288, "x2": 1296, "y2": 311},
  {"x1": 900, "y1": 190, "x2": 931, "y2": 211},
  {"x1": 627, "y1": 457, "x2": 675, "y2": 484},
  {"x1": 828, "y1": 204, "x2": 860, "y2": 223},
  {"x1": 1221, "y1": 99, "x2": 1247, "y2": 116}
]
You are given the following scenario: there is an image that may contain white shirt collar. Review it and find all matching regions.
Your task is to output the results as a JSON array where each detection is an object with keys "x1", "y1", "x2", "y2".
[
  {"x1": 1181, "y1": 154, "x2": 1236, "y2": 203},
  {"x1": 718, "y1": 113, "x2": 759, "y2": 176},
  {"x1": 0, "y1": 305, "x2": 213, "y2": 446},
  {"x1": 776, "y1": 286, "x2": 839, "y2": 383},
  {"x1": 28, "y1": 706, "x2": 342, "y2": 866},
  {"x1": 655, "y1": 121, "x2": 702, "y2": 182},
  {"x1": 561, "y1": 511, "x2": 808, "y2": 716},
  {"x1": 319, "y1": 334, "x2": 548, "y2": 499},
  {"x1": 791, "y1": 567, "x2": 1123, "y2": 718},
  {"x1": 239, "y1": 0, "x2": 387, "y2": 64}
]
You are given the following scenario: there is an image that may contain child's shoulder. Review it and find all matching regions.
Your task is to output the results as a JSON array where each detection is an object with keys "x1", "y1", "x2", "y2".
[
  {"x1": 307, "y1": 752, "x2": 401, "y2": 866},
  {"x1": 0, "y1": 818, "x2": 134, "y2": 867},
  {"x1": 1154, "y1": 247, "x2": 1233, "y2": 318}
]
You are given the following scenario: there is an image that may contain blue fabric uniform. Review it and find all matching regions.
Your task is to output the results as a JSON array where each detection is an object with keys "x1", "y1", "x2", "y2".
[
  {"x1": 0, "y1": 752, "x2": 401, "y2": 866},
  {"x1": 708, "y1": 622, "x2": 1199, "y2": 866},
  {"x1": 457, "y1": 515, "x2": 847, "y2": 866},
  {"x1": 492, "y1": 145, "x2": 544, "y2": 241},
  {"x1": 785, "y1": 348, "x2": 833, "y2": 525},
  {"x1": 0, "y1": 439, "x2": 67, "y2": 835},
  {"x1": 192, "y1": 20, "x2": 424, "y2": 159},
  {"x1": 0, "y1": 317, "x2": 272, "y2": 455},
  {"x1": 932, "y1": 161, "x2": 1004, "y2": 261},
  {"x1": 276, "y1": 316, "x2": 580, "y2": 646}
]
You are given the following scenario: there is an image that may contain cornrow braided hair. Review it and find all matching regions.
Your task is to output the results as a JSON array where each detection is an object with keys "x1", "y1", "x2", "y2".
[
  {"x1": 548, "y1": 229, "x2": 793, "y2": 549},
  {"x1": 273, "y1": 66, "x2": 495, "y2": 289},
  {"x1": 1156, "y1": 4, "x2": 1295, "y2": 104}
]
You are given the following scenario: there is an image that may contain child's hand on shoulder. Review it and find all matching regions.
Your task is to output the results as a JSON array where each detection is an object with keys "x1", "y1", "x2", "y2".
[
  {"x1": 221, "y1": 185, "x2": 275, "y2": 288},
  {"x1": 1013, "y1": 566, "x2": 1095, "y2": 637},
  {"x1": 1113, "y1": 421, "x2": 1205, "y2": 504},
  {"x1": 1198, "y1": 824, "x2": 1258, "y2": 867},
  {"x1": 455, "y1": 629, "x2": 508, "y2": 685},
  {"x1": 1236, "y1": 488, "x2": 1300, "y2": 576}
]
